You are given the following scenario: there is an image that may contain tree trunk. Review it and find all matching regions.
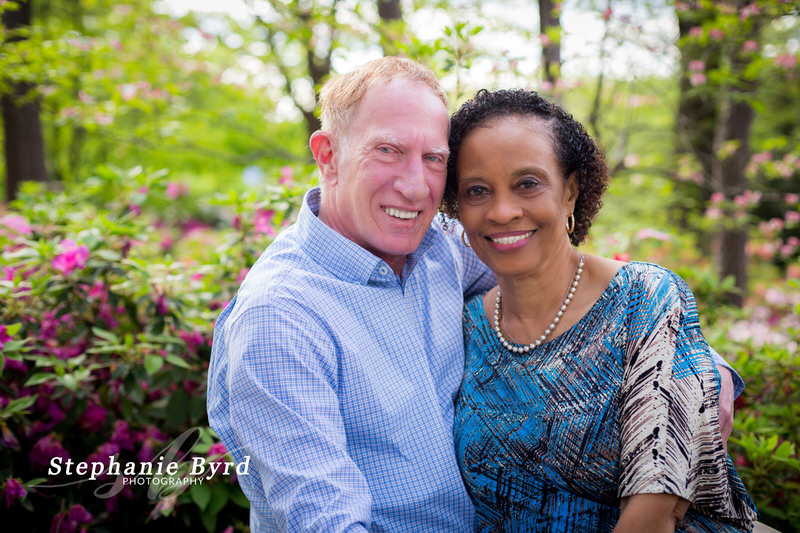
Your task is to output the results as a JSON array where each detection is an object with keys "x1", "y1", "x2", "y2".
[
  {"x1": 377, "y1": 0, "x2": 401, "y2": 21},
  {"x1": 2, "y1": 0, "x2": 48, "y2": 202},
  {"x1": 537, "y1": 0, "x2": 561, "y2": 89},
  {"x1": 712, "y1": 67, "x2": 757, "y2": 308},
  {"x1": 377, "y1": 0, "x2": 402, "y2": 56}
]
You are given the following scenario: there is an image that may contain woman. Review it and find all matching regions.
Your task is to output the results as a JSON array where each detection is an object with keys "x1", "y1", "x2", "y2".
[{"x1": 443, "y1": 89, "x2": 757, "y2": 532}]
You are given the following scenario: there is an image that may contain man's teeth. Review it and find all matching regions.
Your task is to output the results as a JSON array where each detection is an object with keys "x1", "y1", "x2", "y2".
[
  {"x1": 384, "y1": 207, "x2": 419, "y2": 219},
  {"x1": 490, "y1": 232, "x2": 532, "y2": 245}
]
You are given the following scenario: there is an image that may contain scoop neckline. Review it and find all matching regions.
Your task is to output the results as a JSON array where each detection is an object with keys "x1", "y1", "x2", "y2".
[{"x1": 470, "y1": 261, "x2": 638, "y2": 353}]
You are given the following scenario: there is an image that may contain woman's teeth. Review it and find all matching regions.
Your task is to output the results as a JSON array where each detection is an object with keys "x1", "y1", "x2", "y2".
[{"x1": 490, "y1": 232, "x2": 532, "y2": 245}]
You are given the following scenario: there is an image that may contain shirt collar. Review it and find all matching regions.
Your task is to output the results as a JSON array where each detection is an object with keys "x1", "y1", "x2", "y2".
[{"x1": 296, "y1": 187, "x2": 438, "y2": 285}]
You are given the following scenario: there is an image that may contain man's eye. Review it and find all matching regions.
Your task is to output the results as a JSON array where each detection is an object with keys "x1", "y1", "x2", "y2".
[
  {"x1": 378, "y1": 146, "x2": 393, "y2": 154},
  {"x1": 424, "y1": 154, "x2": 443, "y2": 163}
]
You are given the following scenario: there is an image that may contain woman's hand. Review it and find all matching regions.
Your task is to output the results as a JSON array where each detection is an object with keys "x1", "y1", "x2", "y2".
[{"x1": 613, "y1": 494, "x2": 690, "y2": 533}]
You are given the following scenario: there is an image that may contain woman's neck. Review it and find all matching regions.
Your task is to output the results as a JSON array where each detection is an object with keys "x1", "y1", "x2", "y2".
[{"x1": 494, "y1": 244, "x2": 583, "y2": 346}]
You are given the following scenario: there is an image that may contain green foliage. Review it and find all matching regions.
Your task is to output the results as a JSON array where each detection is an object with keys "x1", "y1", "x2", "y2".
[
  {"x1": 729, "y1": 341, "x2": 800, "y2": 531},
  {"x1": 0, "y1": 166, "x2": 307, "y2": 531}
]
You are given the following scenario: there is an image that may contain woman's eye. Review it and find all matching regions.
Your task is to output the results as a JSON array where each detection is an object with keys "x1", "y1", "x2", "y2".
[
  {"x1": 466, "y1": 186, "x2": 488, "y2": 197},
  {"x1": 518, "y1": 178, "x2": 539, "y2": 190}
]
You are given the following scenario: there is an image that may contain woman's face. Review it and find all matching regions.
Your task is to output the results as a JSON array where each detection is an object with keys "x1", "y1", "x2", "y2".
[{"x1": 456, "y1": 115, "x2": 577, "y2": 278}]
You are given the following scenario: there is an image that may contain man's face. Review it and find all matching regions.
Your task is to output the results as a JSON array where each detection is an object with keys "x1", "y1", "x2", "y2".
[{"x1": 320, "y1": 79, "x2": 450, "y2": 273}]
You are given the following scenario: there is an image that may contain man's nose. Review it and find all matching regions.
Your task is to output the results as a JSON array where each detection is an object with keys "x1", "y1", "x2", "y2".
[{"x1": 394, "y1": 156, "x2": 430, "y2": 202}]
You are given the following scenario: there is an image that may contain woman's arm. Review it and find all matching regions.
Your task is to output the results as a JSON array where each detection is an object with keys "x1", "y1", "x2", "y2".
[{"x1": 613, "y1": 494, "x2": 690, "y2": 533}]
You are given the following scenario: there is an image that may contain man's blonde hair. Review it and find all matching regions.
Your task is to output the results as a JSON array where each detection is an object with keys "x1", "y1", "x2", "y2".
[{"x1": 318, "y1": 56, "x2": 448, "y2": 139}]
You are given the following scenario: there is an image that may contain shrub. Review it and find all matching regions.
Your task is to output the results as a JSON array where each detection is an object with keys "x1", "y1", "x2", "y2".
[{"x1": 0, "y1": 166, "x2": 306, "y2": 531}]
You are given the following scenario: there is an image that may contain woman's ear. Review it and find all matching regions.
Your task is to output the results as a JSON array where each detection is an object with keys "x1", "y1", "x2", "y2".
[
  {"x1": 310, "y1": 130, "x2": 338, "y2": 185},
  {"x1": 564, "y1": 172, "x2": 579, "y2": 211}
]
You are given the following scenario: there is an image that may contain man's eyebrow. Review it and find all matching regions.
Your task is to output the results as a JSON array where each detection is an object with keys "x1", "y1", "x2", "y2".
[
  {"x1": 371, "y1": 135, "x2": 401, "y2": 146},
  {"x1": 428, "y1": 147, "x2": 450, "y2": 156}
]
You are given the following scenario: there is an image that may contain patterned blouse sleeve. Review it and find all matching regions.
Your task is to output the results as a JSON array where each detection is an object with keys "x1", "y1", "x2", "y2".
[{"x1": 617, "y1": 267, "x2": 757, "y2": 525}]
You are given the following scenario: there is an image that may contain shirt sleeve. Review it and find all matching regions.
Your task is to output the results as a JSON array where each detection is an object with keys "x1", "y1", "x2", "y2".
[
  {"x1": 708, "y1": 345, "x2": 745, "y2": 399},
  {"x1": 210, "y1": 302, "x2": 372, "y2": 532},
  {"x1": 617, "y1": 269, "x2": 756, "y2": 526}
]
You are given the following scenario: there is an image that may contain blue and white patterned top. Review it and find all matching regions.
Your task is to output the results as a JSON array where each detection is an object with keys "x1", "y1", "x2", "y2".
[
  {"x1": 454, "y1": 262, "x2": 757, "y2": 532},
  {"x1": 207, "y1": 187, "x2": 494, "y2": 532}
]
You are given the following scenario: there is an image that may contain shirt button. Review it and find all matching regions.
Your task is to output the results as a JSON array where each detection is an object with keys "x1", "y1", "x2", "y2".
[{"x1": 379, "y1": 266, "x2": 389, "y2": 275}]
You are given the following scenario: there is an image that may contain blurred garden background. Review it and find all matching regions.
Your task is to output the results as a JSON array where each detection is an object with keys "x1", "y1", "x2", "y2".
[{"x1": 0, "y1": 0, "x2": 798, "y2": 531}]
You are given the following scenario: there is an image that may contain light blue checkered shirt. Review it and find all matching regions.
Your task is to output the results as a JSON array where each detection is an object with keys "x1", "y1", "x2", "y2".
[{"x1": 207, "y1": 187, "x2": 495, "y2": 532}]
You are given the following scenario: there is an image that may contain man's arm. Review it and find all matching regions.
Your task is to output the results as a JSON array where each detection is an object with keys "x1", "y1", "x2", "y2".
[
  {"x1": 709, "y1": 347, "x2": 741, "y2": 447},
  {"x1": 441, "y1": 218, "x2": 496, "y2": 296},
  {"x1": 209, "y1": 303, "x2": 372, "y2": 532}
]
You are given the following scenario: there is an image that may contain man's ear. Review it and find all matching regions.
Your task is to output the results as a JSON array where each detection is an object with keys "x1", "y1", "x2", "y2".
[{"x1": 310, "y1": 130, "x2": 338, "y2": 186}]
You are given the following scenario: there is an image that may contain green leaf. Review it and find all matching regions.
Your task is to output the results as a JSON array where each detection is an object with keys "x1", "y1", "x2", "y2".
[
  {"x1": 1, "y1": 394, "x2": 37, "y2": 417},
  {"x1": 190, "y1": 482, "x2": 211, "y2": 511},
  {"x1": 4, "y1": 323, "x2": 21, "y2": 336},
  {"x1": 208, "y1": 483, "x2": 229, "y2": 515},
  {"x1": 24, "y1": 373, "x2": 55, "y2": 387},
  {"x1": 775, "y1": 440, "x2": 793, "y2": 459},
  {"x1": 92, "y1": 327, "x2": 119, "y2": 343},
  {"x1": 229, "y1": 486, "x2": 250, "y2": 509},
  {"x1": 200, "y1": 509, "x2": 217, "y2": 533},
  {"x1": 144, "y1": 355, "x2": 164, "y2": 375},
  {"x1": 165, "y1": 353, "x2": 191, "y2": 369}
]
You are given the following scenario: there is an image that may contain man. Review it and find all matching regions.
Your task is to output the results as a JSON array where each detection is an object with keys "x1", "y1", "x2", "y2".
[{"x1": 207, "y1": 56, "x2": 739, "y2": 532}]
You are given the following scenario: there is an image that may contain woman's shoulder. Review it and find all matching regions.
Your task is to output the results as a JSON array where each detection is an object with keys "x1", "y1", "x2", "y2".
[
  {"x1": 615, "y1": 261, "x2": 689, "y2": 294},
  {"x1": 464, "y1": 290, "x2": 490, "y2": 322}
]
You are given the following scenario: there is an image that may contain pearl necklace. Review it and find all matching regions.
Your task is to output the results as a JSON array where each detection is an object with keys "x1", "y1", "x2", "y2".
[{"x1": 493, "y1": 253, "x2": 584, "y2": 354}]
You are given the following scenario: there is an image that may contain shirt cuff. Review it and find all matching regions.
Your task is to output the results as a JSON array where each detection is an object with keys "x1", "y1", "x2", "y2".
[{"x1": 709, "y1": 346, "x2": 745, "y2": 399}]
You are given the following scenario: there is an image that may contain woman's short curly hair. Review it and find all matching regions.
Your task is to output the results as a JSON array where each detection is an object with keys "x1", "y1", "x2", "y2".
[{"x1": 441, "y1": 89, "x2": 609, "y2": 246}]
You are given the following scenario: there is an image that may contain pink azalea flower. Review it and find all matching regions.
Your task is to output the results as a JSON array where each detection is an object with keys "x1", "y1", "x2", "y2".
[
  {"x1": 3, "y1": 478, "x2": 26, "y2": 508},
  {"x1": 79, "y1": 402, "x2": 108, "y2": 432},
  {"x1": 751, "y1": 151, "x2": 772, "y2": 164},
  {"x1": 635, "y1": 228, "x2": 671, "y2": 242},
  {"x1": 50, "y1": 503, "x2": 92, "y2": 533},
  {"x1": 539, "y1": 34, "x2": 551, "y2": 46},
  {"x1": 601, "y1": 7, "x2": 612, "y2": 20},
  {"x1": 0, "y1": 214, "x2": 31, "y2": 237},
  {"x1": 688, "y1": 26, "x2": 703, "y2": 37},
  {"x1": 705, "y1": 206, "x2": 723, "y2": 220},
  {"x1": 775, "y1": 53, "x2": 798, "y2": 70},
  {"x1": 0, "y1": 324, "x2": 11, "y2": 349},
  {"x1": 254, "y1": 209, "x2": 277, "y2": 236},
  {"x1": 786, "y1": 211, "x2": 800, "y2": 224},
  {"x1": 207, "y1": 442, "x2": 227, "y2": 463},
  {"x1": 740, "y1": 2, "x2": 758, "y2": 21},
  {"x1": 165, "y1": 182, "x2": 182, "y2": 200},
  {"x1": 689, "y1": 60, "x2": 705, "y2": 72},
  {"x1": 613, "y1": 253, "x2": 630, "y2": 262},
  {"x1": 690, "y1": 72, "x2": 707, "y2": 86},
  {"x1": 786, "y1": 193, "x2": 799, "y2": 205},
  {"x1": 30, "y1": 434, "x2": 70, "y2": 471},
  {"x1": 709, "y1": 28, "x2": 725, "y2": 40},
  {"x1": 279, "y1": 166, "x2": 295, "y2": 187},
  {"x1": 710, "y1": 192, "x2": 725, "y2": 204},
  {"x1": 742, "y1": 40, "x2": 758, "y2": 53},
  {"x1": 51, "y1": 239, "x2": 89, "y2": 276}
]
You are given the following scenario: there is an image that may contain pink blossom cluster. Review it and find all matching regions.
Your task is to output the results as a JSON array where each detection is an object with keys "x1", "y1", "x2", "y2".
[
  {"x1": 739, "y1": 2, "x2": 759, "y2": 21},
  {"x1": 117, "y1": 81, "x2": 170, "y2": 102},
  {"x1": 2, "y1": 477, "x2": 26, "y2": 508},
  {"x1": 52, "y1": 239, "x2": 89, "y2": 276},
  {"x1": 50, "y1": 503, "x2": 93, "y2": 533}
]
